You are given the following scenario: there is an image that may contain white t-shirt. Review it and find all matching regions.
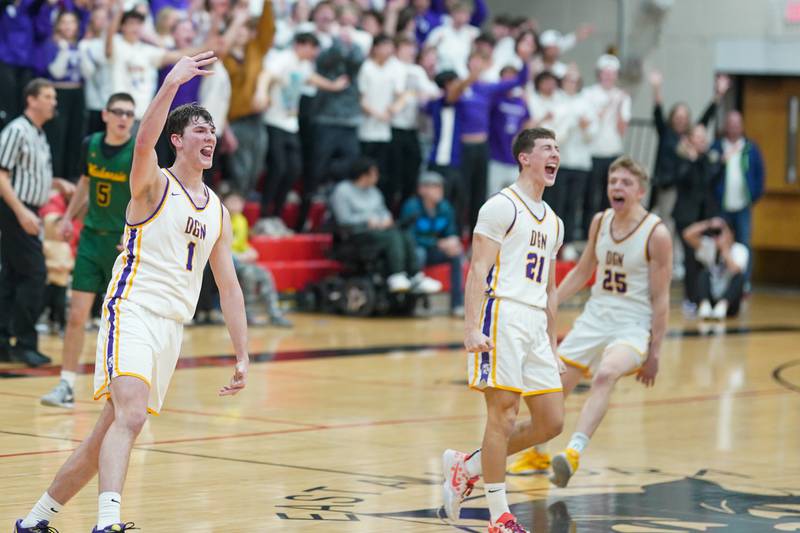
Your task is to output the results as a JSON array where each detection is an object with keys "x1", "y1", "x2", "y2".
[
  {"x1": 79, "y1": 37, "x2": 112, "y2": 112},
  {"x1": 426, "y1": 23, "x2": 480, "y2": 78},
  {"x1": 696, "y1": 238, "x2": 749, "y2": 299},
  {"x1": 109, "y1": 34, "x2": 165, "y2": 119},
  {"x1": 555, "y1": 91, "x2": 598, "y2": 171},
  {"x1": 526, "y1": 89, "x2": 564, "y2": 132},
  {"x1": 390, "y1": 60, "x2": 440, "y2": 130},
  {"x1": 583, "y1": 83, "x2": 631, "y2": 157},
  {"x1": 721, "y1": 138, "x2": 749, "y2": 211},
  {"x1": 263, "y1": 49, "x2": 314, "y2": 133},
  {"x1": 357, "y1": 58, "x2": 402, "y2": 142}
]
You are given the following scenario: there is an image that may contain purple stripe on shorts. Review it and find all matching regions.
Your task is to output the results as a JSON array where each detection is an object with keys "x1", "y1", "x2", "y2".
[
  {"x1": 479, "y1": 297, "x2": 494, "y2": 382},
  {"x1": 105, "y1": 228, "x2": 138, "y2": 378}
]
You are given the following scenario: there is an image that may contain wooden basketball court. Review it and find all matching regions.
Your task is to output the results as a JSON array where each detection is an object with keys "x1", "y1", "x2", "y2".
[{"x1": 1, "y1": 291, "x2": 799, "y2": 532}]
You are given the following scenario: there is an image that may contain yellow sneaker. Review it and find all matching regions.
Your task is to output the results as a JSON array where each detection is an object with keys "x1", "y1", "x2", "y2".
[
  {"x1": 507, "y1": 448, "x2": 551, "y2": 475},
  {"x1": 550, "y1": 448, "x2": 580, "y2": 488}
]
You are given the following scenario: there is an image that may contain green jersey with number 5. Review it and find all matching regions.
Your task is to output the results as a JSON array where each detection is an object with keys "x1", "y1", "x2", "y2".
[{"x1": 84, "y1": 132, "x2": 133, "y2": 233}]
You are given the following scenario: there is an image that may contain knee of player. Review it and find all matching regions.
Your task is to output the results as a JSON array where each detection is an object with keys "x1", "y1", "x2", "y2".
[
  {"x1": 536, "y1": 410, "x2": 564, "y2": 440},
  {"x1": 592, "y1": 367, "x2": 622, "y2": 389},
  {"x1": 116, "y1": 406, "x2": 148, "y2": 434}
]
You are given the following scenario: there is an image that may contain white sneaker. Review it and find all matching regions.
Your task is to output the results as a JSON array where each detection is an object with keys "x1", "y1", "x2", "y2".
[
  {"x1": 410, "y1": 272, "x2": 442, "y2": 294},
  {"x1": 698, "y1": 300, "x2": 712, "y2": 320},
  {"x1": 712, "y1": 300, "x2": 728, "y2": 320},
  {"x1": 441, "y1": 449, "x2": 479, "y2": 521},
  {"x1": 387, "y1": 272, "x2": 411, "y2": 292}
]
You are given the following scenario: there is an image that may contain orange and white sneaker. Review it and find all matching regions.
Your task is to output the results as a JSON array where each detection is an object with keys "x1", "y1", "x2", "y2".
[
  {"x1": 488, "y1": 512, "x2": 528, "y2": 532},
  {"x1": 507, "y1": 448, "x2": 551, "y2": 475},
  {"x1": 441, "y1": 449, "x2": 479, "y2": 520},
  {"x1": 550, "y1": 448, "x2": 580, "y2": 488}
]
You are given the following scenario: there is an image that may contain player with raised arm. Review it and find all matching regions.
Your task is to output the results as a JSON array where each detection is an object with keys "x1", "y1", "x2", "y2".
[
  {"x1": 511, "y1": 156, "x2": 672, "y2": 488},
  {"x1": 14, "y1": 52, "x2": 249, "y2": 533},
  {"x1": 441, "y1": 128, "x2": 566, "y2": 533}
]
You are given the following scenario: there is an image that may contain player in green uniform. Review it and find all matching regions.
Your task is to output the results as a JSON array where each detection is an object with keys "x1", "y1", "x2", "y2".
[{"x1": 41, "y1": 93, "x2": 136, "y2": 408}]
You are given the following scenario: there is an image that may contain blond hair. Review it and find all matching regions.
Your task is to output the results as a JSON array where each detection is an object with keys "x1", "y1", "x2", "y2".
[{"x1": 608, "y1": 155, "x2": 649, "y2": 188}]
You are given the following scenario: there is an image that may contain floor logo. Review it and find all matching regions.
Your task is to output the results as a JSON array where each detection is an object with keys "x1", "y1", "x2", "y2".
[{"x1": 367, "y1": 476, "x2": 800, "y2": 532}]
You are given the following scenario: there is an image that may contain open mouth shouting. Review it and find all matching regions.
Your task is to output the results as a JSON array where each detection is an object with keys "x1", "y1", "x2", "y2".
[
  {"x1": 200, "y1": 145, "x2": 214, "y2": 159},
  {"x1": 544, "y1": 162, "x2": 558, "y2": 182},
  {"x1": 610, "y1": 194, "x2": 626, "y2": 209}
]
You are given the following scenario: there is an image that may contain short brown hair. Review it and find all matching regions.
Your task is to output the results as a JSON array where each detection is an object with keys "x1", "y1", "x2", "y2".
[
  {"x1": 608, "y1": 155, "x2": 649, "y2": 187},
  {"x1": 512, "y1": 128, "x2": 556, "y2": 170},
  {"x1": 166, "y1": 103, "x2": 215, "y2": 153},
  {"x1": 23, "y1": 78, "x2": 54, "y2": 104}
]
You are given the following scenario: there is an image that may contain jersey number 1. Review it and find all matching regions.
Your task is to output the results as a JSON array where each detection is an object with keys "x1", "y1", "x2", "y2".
[
  {"x1": 186, "y1": 242, "x2": 196, "y2": 271},
  {"x1": 526, "y1": 252, "x2": 545, "y2": 283}
]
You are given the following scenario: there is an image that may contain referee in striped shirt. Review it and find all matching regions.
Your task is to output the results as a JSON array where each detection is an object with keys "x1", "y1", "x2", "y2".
[{"x1": 0, "y1": 79, "x2": 75, "y2": 366}]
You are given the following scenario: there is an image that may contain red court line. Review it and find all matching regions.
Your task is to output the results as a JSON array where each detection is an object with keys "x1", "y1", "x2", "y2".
[
  {"x1": 0, "y1": 391, "x2": 325, "y2": 428},
  {"x1": 0, "y1": 448, "x2": 75, "y2": 459},
  {"x1": 1, "y1": 387, "x2": 792, "y2": 460}
]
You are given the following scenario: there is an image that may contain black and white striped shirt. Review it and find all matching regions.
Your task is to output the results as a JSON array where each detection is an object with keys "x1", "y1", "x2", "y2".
[{"x1": 0, "y1": 115, "x2": 53, "y2": 208}]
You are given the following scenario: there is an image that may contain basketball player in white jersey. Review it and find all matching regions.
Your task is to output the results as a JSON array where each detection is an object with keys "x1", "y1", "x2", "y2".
[
  {"x1": 512, "y1": 156, "x2": 672, "y2": 488},
  {"x1": 441, "y1": 128, "x2": 566, "y2": 533},
  {"x1": 14, "y1": 52, "x2": 250, "y2": 533}
]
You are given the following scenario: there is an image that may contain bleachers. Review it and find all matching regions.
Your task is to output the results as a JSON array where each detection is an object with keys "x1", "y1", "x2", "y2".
[{"x1": 252, "y1": 231, "x2": 585, "y2": 293}]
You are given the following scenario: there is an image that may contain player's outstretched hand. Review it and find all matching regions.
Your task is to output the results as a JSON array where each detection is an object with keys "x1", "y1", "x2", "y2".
[
  {"x1": 636, "y1": 356, "x2": 658, "y2": 387},
  {"x1": 165, "y1": 51, "x2": 217, "y2": 87},
  {"x1": 219, "y1": 358, "x2": 248, "y2": 396},
  {"x1": 464, "y1": 330, "x2": 493, "y2": 353}
]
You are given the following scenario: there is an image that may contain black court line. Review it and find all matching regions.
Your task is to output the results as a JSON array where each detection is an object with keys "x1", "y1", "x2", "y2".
[
  {"x1": 1, "y1": 324, "x2": 799, "y2": 379},
  {"x1": 773, "y1": 359, "x2": 800, "y2": 393}
]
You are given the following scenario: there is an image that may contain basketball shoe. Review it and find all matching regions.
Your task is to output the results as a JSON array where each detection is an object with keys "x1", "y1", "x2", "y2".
[
  {"x1": 91, "y1": 523, "x2": 138, "y2": 532},
  {"x1": 13, "y1": 519, "x2": 58, "y2": 533},
  {"x1": 441, "y1": 449, "x2": 479, "y2": 520},
  {"x1": 488, "y1": 512, "x2": 528, "y2": 532},
  {"x1": 550, "y1": 448, "x2": 580, "y2": 487},
  {"x1": 507, "y1": 448, "x2": 551, "y2": 475}
]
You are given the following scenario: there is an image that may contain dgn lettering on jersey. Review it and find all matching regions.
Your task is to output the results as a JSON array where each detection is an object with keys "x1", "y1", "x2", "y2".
[
  {"x1": 529, "y1": 230, "x2": 548, "y2": 250},
  {"x1": 185, "y1": 217, "x2": 207, "y2": 240},
  {"x1": 606, "y1": 251, "x2": 624, "y2": 267}
]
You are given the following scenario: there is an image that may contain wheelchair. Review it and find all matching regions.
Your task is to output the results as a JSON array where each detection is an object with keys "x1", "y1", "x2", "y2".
[{"x1": 298, "y1": 228, "x2": 427, "y2": 317}]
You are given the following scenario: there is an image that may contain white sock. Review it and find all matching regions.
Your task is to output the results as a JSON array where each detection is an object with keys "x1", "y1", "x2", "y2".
[
  {"x1": 21, "y1": 492, "x2": 62, "y2": 527},
  {"x1": 484, "y1": 483, "x2": 509, "y2": 523},
  {"x1": 567, "y1": 432, "x2": 590, "y2": 454},
  {"x1": 465, "y1": 449, "x2": 482, "y2": 477},
  {"x1": 60, "y1": 370, "x2": 77, "y2": 389},
  {"x1": 97, "y1": 492, "x2": 121, "y2": 529}
]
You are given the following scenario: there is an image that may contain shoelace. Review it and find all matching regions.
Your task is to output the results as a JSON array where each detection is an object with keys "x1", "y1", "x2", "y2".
[
  {"x1": 463, "y1": 476, "x2": 479, "y2": 498},
  {"x1": 117, "y1": 523, "x2": 139, "y2": 531},
  {"x1": 32, "y1": 526, "x2": 59, "y2": 533},
  {"x1": 502, "y1": 517, "x2": 527, "y2": 533}
]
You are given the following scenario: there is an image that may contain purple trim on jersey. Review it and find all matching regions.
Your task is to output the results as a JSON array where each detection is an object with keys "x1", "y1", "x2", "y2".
[
  {"x1": 126, "y1": 174, "x2": 169, "y2": 226},
  {"x1": 105, "y1": 228, "x2": 138, "y2": 378},
  {"x1": 165, "y1": 167, "x2": 210, "y2": 210},
  {"x1": 498, "y1": 192, "x2": 517, "y2": 235},
  {"x1": 479, "y1": 297, "x2": 495, "y2": 383}
]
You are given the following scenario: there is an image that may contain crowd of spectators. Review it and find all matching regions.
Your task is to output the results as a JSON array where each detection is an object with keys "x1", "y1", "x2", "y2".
[{"x1": 0, "y1": 0, "x2": 767, "y2": 340}]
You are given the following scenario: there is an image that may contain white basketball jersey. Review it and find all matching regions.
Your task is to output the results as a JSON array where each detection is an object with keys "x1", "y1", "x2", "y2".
[
  {"x1": 104, "y1": 168, "x2": 223, "y2": 323},
  {"x1": 485, "y1": 185, "x2": 563, "y2": 309},
  {"x1": 588, "y1": 209, "x2": 662, "y2": 323}
]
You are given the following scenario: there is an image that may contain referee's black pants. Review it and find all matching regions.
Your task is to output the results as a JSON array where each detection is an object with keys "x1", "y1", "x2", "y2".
[{"x1": 0, "y1": 200, "x2": 46, "y2": 351}]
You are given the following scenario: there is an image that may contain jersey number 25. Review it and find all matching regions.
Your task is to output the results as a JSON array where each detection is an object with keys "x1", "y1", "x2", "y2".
[{"x1": 602, "y1": 269, "x2": 627, "y2": 294}]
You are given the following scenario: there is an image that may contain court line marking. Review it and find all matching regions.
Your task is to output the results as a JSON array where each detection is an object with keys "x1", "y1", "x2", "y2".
[
  {"x1": 773, "y1": 359, "x2": 800, "y2": 393},
  {"x1": 0, "y1": 387, "x2": 790, "y2": 460},
  {"x1": 3, "y1": 323, "x2": 799, "y2": 379}
]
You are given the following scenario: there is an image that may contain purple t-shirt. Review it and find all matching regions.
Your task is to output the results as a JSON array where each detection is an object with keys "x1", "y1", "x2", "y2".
[
  {"x1": 489, "y1": 95, "x2": 530, "y2": 164},
  {"x1": 36, "y1": 40, "x2": 82, "y2": 83},
  {"x1": 150, "y1": 0, "x2": 189, "y2": 17},
  {"x1": 158, "y1": 61, "x2": 201, "y2": 110},
  {"x1": 456, "y1": 64, "x2": 528, "y2": 137}
]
